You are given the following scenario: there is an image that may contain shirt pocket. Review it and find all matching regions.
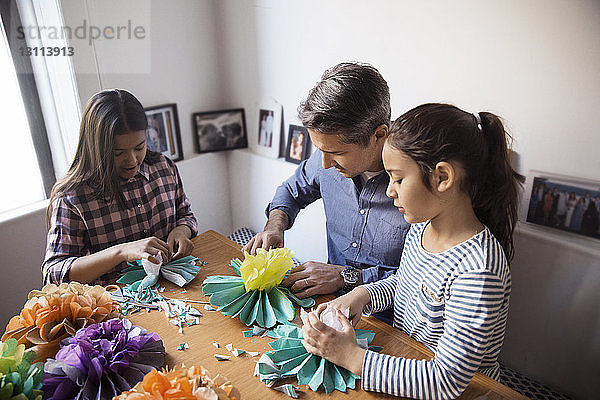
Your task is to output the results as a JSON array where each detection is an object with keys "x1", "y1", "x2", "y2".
[
  {"x1": 368, "y1": 217, "x2": 408, "y2": 266},
  {"x1": 413, "y1": 283, "x2": 445, "y2": 328}
]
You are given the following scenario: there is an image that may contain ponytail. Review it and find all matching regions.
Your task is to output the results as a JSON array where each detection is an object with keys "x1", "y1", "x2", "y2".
[
  {"x1": 387, "y1": 104, "x2": 524, "y2": 262},
  {"x1": 473, "y1": 112, "x2": 525, "y2": 261}
]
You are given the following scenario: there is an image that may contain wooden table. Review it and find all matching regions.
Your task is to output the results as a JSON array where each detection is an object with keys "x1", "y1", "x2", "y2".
[{"x1": 128, "y1": 230, "x2": 528, "y2": 400}]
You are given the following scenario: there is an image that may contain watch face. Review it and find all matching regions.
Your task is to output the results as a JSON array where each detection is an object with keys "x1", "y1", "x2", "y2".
[{"x1": 343, "y1": 267, "x2": 360, "y2": 284}]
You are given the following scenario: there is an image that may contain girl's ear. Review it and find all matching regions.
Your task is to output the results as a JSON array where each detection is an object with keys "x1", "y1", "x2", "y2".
[{"x1": 432, "y1": 161, "x2": 455, "y2": 193}]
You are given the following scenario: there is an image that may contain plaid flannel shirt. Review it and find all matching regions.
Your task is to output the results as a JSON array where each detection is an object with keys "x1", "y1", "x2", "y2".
[{"x1": 42, "y1": 154, "x2": 198, "y2": 286}]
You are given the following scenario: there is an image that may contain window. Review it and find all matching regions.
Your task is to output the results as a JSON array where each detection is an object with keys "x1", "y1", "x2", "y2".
[
  {"x1": 0, "y1": 0, "x2": 81, "y2": 217},
  {"x1": 0, "y1": 25, "x2": 46, "y2": 213}
]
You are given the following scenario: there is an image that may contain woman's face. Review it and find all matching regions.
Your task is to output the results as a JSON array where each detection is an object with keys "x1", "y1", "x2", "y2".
[{"x1": 113, "y1": 130, "x2": 147, "y2": 179}]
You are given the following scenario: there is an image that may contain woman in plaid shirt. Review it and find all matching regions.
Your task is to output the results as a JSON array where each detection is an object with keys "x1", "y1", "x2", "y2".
[{"x1": 42, "y1": 89, "x2": 198, "y2": 286}]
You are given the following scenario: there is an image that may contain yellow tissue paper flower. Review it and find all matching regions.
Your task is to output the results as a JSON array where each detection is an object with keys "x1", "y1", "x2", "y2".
[{"x1": 240, "y1": 248, "x2": 294, "y2": 291}]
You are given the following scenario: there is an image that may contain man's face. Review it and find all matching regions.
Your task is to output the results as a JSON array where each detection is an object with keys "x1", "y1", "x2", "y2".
[{"x1": 308, "y1": 129, "x2": 384, "y2": 178}]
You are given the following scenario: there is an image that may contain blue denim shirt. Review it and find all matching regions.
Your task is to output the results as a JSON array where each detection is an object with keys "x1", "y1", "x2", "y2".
[{"x1": 267, "y1": 150, "x2": 410, "y2": 283}]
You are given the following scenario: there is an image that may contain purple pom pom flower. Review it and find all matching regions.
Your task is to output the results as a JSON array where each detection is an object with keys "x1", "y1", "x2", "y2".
[{"x1": 42, "y1": 318, "x2": 165, "y2": 400}]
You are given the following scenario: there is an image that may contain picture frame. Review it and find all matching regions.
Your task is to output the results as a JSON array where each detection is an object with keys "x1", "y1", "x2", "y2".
[
  {"x1": 192, "y1": 108, "x2": 248, "y2": 154},
  {"x1": 525, "y1": 171, "x2": 600, "y2": 240},
  {"x1": 144, "y1": 103, "x2": 183, "y2": 162},
  {"x1": 285, "y1": 124, "x2": 311, "y2": 164},
  {"x1": 254, "y1": 98, "x2": 282, "y2": 158}
]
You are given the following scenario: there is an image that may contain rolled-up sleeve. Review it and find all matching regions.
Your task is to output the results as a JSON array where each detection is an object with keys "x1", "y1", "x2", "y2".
[
  {"x1": 266, "y1": 150, "x2": 323, "y2": 228},
  {"x1": 41, "y1": 198, "x2": 88, "y2": 285}
]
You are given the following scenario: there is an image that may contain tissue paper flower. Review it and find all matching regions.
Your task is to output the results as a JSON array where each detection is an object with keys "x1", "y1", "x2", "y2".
[
  {"x1": 42, "y1": 318, "x2": 165, "y2": 400},
  {"x1": 114, "y1": 365, "x2": 240, "y2": 399},
  {"x1": 202, "y1": 250, "x2": 314, "y2": 328},
  {"x1": 118, "y1": 256, "x2": 202, "y2": 290},
  {"x1": 0, "y1": 338, "x2": 43, "y2": 400},
  {"x1": 1, "y1": 283, "x2": 120, "y2": 362},
  {"x1": 240, "y1": 248, "x2": 294, "y2": 291},
  {"x1": 255, "y1": 324, "x2": 376, "y2": 394}
]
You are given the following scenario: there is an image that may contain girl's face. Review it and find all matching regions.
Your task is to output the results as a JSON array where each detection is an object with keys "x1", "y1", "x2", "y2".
[
  {"x1": 382, "y1": 143, "x2": 440, "y2": 223},
  {"x1": 113, "y1": 130, "x2": 147, "y2": 180}
]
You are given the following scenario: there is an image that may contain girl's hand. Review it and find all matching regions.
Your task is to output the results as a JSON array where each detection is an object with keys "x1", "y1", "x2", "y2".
[
  {"x1": 119, "y1": 237, "x2": 172, "y2": 264},
  {"x1": 316, "y1": 286, "x2": 371, "y2": 327},
  {"x1": 301, "y1": 309, "x2": 366, "y2": 376},
  {"x1": 167, "y1": 225, "x2": 193, "y2": 260}
]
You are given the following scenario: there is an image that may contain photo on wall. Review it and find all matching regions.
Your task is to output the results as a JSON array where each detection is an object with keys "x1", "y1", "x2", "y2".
[
  {"x1": 144, "y1": 103, "x2": 183, "y2": 162},
  {"x1": 526, "y1": 174, "x2": 600, "y2": 240},
  {"x1": 254, "y1": 97, "x2": 282, "y2": 158},
  {"x1": 285, "y1": 124, "x2": 311, "y2": 164},
  {"x1": 193, "y1": 108, "x2": 247, "y2": 154}
]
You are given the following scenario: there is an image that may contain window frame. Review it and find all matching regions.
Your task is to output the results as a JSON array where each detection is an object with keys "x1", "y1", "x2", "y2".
[{"x1": 0, "y1": 0, "x2": 56, "y2": 198}]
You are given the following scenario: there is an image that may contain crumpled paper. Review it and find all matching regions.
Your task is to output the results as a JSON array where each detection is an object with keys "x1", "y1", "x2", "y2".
[
  {"x1": 202, "y1": 252, "x2": 314, "y2": 328},
  {"x1": 0, "y1": 338, "x2": 43, "y2": 400},
  {"x1": 255, "y1": 324, "x2": 377, "y2": 394},
  {"x1": 114, "y1": 365, "x2": 240, "y2": 399},
  {"x1": 1, "y1": 282, "x2": 120, "y2": 362},
  {"x1": 117, "y1": 255, "x2": 201, "y2": 289}
]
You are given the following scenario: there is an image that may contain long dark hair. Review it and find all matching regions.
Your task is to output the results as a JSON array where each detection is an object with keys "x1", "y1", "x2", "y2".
[
  {"x1": 47, "y1": 89, "x2": 149, "y2": 226},
  {"x1": 298, "y1": 62, "x2": 390, "y2": 146},
  {"x1": 387, "y1": 103, "x2": 525, "y2": 261}
]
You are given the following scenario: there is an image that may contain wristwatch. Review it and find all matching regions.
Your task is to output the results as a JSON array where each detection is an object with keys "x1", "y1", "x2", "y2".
[{"x1": 341, "y1": 266, "x2": 361, "y2": 292}]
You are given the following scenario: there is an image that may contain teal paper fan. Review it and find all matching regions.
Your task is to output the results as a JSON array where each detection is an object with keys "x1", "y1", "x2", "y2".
[
  {"x1": 255, "y1": 324, "x2": 377, "y2": 394},
  {"x1": 202, "y1": 258, "x2": 314, "y2": 328},
  {"x1": 117, "y1": 256, "x2": 202, "y2": 290}
]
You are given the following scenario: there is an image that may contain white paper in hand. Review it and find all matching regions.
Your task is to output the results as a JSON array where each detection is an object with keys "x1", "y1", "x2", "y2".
[{"x1": 139, "y1": 252, "x2": 162, "y2": 288}]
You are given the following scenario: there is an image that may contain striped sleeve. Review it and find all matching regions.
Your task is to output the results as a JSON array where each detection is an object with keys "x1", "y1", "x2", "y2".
[
  {"x1": 41, "y1": 198, "x2": 88, "y2": 284},
  {"x1": 362, "y1": 273, "x2": 398, "y2": 314},
  {"x1": 362, "y1": 271, "x2": 505, "y2": 400}
]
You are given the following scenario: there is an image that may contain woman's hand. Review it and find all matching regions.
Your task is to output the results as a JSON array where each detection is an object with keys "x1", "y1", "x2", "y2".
[
  {"x1": 315, "y1": 286, "x2": 372, "y2": 327},
  {"x1": 301, "y1": 309, "x2": 366, "y2": 376},
  {"x1": 167, "y1": 225, "x2": 193, "y2": 260},
  {"x1": 118, "y1": 237, "x2": 172, "y2": 264}
]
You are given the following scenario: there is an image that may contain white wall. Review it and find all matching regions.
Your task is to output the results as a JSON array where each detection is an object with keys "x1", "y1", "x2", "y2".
[{"x1": 216, "y1": 1, "x2": 600, "y2": 398}]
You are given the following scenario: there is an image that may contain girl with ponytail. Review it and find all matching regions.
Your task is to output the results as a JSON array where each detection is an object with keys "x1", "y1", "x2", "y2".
[{"x1": 301, "y1": 103, "x2": 524, "y2": 399}]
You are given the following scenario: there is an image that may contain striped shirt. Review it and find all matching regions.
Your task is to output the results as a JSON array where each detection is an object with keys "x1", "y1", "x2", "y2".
[
  {"x1": 361, "y1": 222, "x2": 511, "y2": 400},
  {"x1": 42, "y1": 154, "x2": 198, "y2": 286}
]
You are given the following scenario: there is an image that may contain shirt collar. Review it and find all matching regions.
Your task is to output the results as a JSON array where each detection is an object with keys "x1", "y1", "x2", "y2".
[{"x1": 138, "y1": 161, "x2": 150, "y2": 181}]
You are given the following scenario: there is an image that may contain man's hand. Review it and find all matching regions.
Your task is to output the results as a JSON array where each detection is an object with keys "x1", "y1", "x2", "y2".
[
  {"x1": 282, "y1": 261, "x2": 345, "y2": 298},
  {"x1": 243, "y1": 229, "x2": 284, "y2": 254},
  {"x1": 243, "y1": 209, "x2": 289, "y2": 255}
]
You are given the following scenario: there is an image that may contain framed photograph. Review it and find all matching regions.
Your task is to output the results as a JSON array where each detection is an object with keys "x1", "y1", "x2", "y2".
[
  {"x1": 255, "y1": 98, "x2": 282, "y2": 158},
  {"x1": 285, "y1": 124, "x2": 311, "y2": 164},
  {"x1": 144, "y1": 103, "x2": 183, "y2": 162},
  {"x1": 526, "y1": 172, "x2": 600, "y2": 240},
  {"x1": 193, "y1": 108, "x2": 247, "y2": 154}
]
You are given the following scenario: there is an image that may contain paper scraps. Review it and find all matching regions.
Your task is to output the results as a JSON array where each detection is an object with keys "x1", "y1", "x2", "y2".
[
  {"x1": 177, "y1": 343, "x2": 189, "y2": 351},
  {"x1": 214, "y1": 354, "x2": 231, "y2": 361},
  {"x1": 273, "y1": 384, "x2": 301, "y2": 398}
]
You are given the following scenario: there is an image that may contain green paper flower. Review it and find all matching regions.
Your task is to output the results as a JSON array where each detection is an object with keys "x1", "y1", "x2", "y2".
[
  {"x1": 0, "y1": 338, "x2": 43, "y2": 400},
  {"x1": 202, "y1": 255, "x2": 314, "y2": 328},
  {"x1": 117, "y1": 256, "x2": 202, "y2": 290},
  {"x1": 256, "y1": 324, "x2": 376, "y2": 394}
]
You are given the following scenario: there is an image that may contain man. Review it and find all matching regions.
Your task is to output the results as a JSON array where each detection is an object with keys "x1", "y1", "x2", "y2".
[{"x1": 244, "y1": 62, "x2": 410, "y2": 307}]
